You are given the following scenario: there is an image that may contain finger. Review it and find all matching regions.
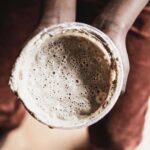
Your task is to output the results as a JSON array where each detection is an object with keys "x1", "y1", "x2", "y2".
[
  {"x1": 0, "y1": 102, "x2": 25, "y2": 129},
  {"x1": 35, "y1": 0, "x2": 76, "y2": 34}
]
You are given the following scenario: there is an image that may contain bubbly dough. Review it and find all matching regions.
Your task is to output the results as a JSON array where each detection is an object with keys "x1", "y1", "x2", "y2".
[{"x1": 10, "y1": 31, "x2": 112, "y2": 127}]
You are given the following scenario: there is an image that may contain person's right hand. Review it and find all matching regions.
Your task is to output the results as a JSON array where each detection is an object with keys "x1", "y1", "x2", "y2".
[
  {"x1": 0, "y1": 87, "x2": 25, "y2": 130},
  {"x1": 0, "y1": 0, "x2": 41, "y2": 130},
  {"x1": 0, "y1": 0, "x2": 76, "y2": 131}
]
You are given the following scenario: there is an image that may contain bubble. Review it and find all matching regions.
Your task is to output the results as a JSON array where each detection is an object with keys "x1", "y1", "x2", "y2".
[{"x1": 76, "y1": 80, "x2": 79, "y2": 83}]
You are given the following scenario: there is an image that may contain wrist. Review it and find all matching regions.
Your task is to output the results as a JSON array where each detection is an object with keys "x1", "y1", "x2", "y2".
[{"x1": 93, "y1": 0, "x2": 149, "y2": 42}]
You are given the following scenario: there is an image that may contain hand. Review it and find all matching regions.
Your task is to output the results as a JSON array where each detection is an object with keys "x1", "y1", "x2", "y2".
[
  {"x1": 0, "y1": 86, "x2": 25, "y2": 130},
  {"x1": 0, "y1": 0, "x2": 76, "y2": 130},
  {"x1": 0, "y1": 0, "x2": 41, "y2": 131},
  {"x1": 33, "y1": 0, "x2": 76, "y2": 35},
  {"x1": 92, "y1": 0, "x2": 149, "y2": 92},
  {"x1": 84, "y1": 0, "x2": 149, "y2": 149},
  {"x1": 93, "y1": 18, "x2": 130, "y2": 92}
]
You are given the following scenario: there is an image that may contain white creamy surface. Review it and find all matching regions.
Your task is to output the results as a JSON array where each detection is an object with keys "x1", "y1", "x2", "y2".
[{"x1": 10, "y1": 29, "x2": 115, "y2": 127}]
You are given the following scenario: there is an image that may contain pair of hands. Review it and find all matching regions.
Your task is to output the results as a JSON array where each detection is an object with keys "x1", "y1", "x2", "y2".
[{"x1": 1, "y1": 0, "x2": 148, "y2": 131}]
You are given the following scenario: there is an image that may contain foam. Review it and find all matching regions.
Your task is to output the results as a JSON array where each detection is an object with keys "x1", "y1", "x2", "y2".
[{"x1": 10, "y1": 30, "x2": 112, "y2": 127}]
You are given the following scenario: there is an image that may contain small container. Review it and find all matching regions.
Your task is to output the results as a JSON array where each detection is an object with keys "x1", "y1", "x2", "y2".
[{"x1": 9, "y1": 22, "x2": 124, "y2": 129}]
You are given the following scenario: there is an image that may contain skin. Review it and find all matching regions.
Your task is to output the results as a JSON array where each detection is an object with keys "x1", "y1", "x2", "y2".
[
  {"x1": 35, "y1": 0, "x2": 76, "y2": 33},
  {"x1": 93, "y1": 0, "x2": 149, "y2": 92},
  {"x1": 0, "y1": 0, "x2": 76, "y2": 131},
  {"x1": 88, "y1": 0, "x2": 149, "y2": 149}
]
